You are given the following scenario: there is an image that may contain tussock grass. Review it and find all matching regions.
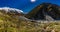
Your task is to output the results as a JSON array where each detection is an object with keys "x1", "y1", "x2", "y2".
[{"x1": 0, "y1": 11, "x2": 60, "y2": 32}]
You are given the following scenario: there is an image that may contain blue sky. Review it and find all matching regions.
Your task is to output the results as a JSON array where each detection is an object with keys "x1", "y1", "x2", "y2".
[{"x1": 0, "y1": 0, "x2": 60, "y2": 13}]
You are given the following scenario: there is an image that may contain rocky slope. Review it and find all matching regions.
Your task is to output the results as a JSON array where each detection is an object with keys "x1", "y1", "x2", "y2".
[{"x1": 25, "y1": 3, "x2": 60, "y2": 21}]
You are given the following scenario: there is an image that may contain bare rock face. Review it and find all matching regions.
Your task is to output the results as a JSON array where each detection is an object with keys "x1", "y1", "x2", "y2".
[
  {"x1": 25, "y1": 3, "x2": 60, "y2": 21},
  {"x1": 19, "y1": 16, "x2": 32, "y2": 21},
  {"x1": 45, "y1": 15, "x2": 54, "y2": 21}
]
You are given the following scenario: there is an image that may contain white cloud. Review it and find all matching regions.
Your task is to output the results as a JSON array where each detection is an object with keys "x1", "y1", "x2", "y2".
[{"x1": 0, "y1": 7, "x2": 23, "y2": 13}]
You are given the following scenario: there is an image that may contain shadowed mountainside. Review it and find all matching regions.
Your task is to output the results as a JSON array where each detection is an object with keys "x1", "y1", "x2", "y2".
[{"x1": 25, "y1": 3, "x2": 60, "y2": 20}]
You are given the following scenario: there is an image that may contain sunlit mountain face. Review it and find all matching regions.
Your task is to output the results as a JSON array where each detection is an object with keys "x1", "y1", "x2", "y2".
[
  {"x1": 0, "y1": 0, "x2": 60, "y2": 13},
  {"x1": 0, "y1": 7, "x2": 23, "y2": 13},
  {"x1": 0, "y1": 7, "x2": 24, "y2": 16}
]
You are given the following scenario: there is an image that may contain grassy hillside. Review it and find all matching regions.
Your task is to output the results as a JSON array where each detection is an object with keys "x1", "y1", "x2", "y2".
[{"x1": 0, "y1": 11, "x2": 60, "y2": 32}]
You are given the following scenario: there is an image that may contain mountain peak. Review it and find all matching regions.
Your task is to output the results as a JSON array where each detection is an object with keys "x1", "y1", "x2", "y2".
[
  {"x1": 0, "y1": 7, "x2": 23, "y2": 13},
  {"x1": 25, "y1": 3, "x2": 60, "y2": 20}
]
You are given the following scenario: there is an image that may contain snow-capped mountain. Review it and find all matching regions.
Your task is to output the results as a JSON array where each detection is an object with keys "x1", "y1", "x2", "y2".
[{"x1": 0, "y1": 7, "x2": 23, "y2": 14}]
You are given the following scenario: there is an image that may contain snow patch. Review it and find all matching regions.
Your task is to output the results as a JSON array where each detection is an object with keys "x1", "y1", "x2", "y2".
[{"x1": 0, "y1": 7, "x2": 23, "y2": 13}]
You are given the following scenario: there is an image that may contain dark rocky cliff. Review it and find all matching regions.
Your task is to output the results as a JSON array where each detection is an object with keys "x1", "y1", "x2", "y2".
[{"x1": 25, "y1": 3, "x2": 60, "y2": 20}]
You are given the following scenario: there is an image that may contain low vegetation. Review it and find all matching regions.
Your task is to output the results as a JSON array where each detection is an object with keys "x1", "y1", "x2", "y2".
[
  {"x1": 0, "y1": 10, "x2": 60, "y2": 32},
  {"x1": 0, "y1": 12, "x2": 60, "y2": 32}
]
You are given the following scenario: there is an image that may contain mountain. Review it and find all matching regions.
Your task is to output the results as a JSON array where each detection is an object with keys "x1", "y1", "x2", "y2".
[
  {"x1": 0, "y1": 7, "x2": 26, "y2": 23},
  {"x1": 0, "y1": 7, "x2": 24, "y2": 16},
  {"x1": 25, "y1": 3, "x2": 60, "y2": 20},
  {"x1": 0, "y1": 7, "x2": 32, "y2": 21},
  {"x1": 0, "y1": 4, "x2": 60, "y2": 32},
  {"x1": 0, "y1": 7, "x2": 29, "y2": 32},
  {"x1": 0, "y1": 7, "x2": 23, "y2": 13}
]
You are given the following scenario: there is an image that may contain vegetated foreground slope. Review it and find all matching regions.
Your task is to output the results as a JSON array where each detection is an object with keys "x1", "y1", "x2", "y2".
[{"x1": 0, "y1": 10, "x2": 60, "y2": 32}]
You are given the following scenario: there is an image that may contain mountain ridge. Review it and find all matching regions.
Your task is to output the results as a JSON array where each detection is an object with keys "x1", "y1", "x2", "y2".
[{"x1": 25, "y1": 3, "x2": 60, "y2": 20}]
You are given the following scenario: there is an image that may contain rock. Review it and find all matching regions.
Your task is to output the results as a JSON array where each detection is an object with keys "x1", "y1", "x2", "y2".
[
  {"x1": 45, "y1": 15, "x2": 54, "y2": 21},
  {"x1": 51, "y1": 30, "x2": 55, "y2": 32},
  {"x1": 25, "y1": 3, "x2": 60, "y2": 20},
  {"x1": 19, "y1": 16, "x2": 32, "y2": 21}
]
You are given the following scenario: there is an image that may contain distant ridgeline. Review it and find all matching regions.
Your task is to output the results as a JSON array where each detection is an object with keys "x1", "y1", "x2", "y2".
[{"x1": 25, "y1": 3, "x2": 60, "y2": 20}]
